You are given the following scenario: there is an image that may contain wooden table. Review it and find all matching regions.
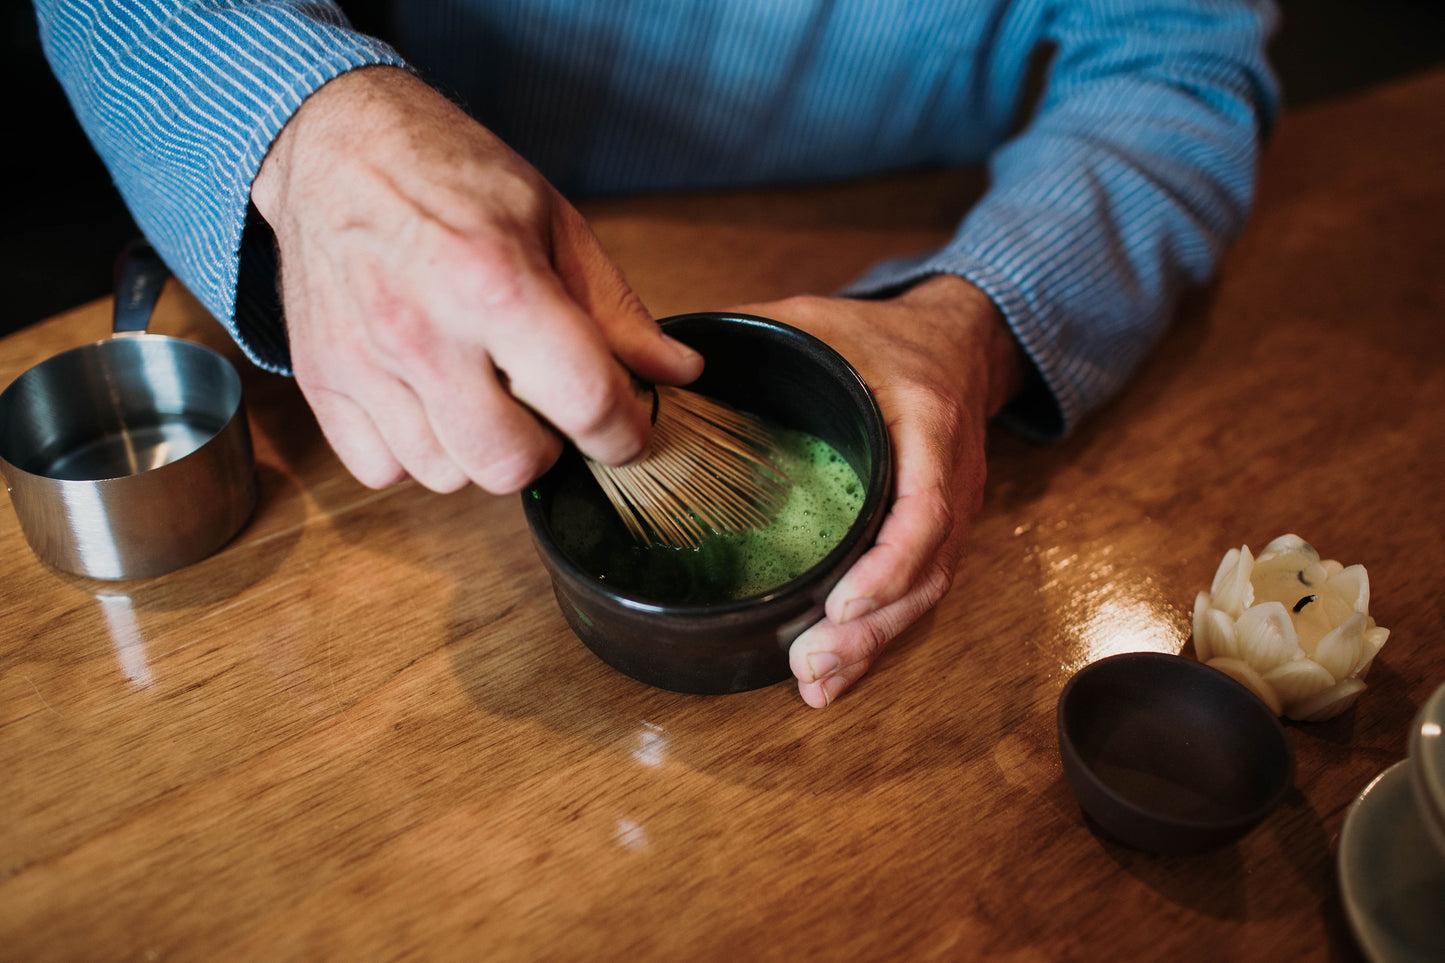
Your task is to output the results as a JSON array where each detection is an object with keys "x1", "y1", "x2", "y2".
[{"x1": 4, "y1": 68, "x2": 1443, "y2": 962}]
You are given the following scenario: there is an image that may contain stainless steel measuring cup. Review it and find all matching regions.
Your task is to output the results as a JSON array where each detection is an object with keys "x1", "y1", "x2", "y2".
[{"x1": 0, "y1": 242, "x2": 257, "y2": 579}]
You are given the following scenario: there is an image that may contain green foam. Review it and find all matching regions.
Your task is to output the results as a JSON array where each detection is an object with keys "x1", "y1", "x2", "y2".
[
  {"x1": 549, "y1": 425, "x2": 865, "y2": 605},
  {"x1": 708, "y1": 428, "x2": 864, "y2": 599}
]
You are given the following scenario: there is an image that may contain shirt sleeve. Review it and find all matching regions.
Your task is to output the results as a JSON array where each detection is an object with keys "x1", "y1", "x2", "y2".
[
  {"x1": 34, "y1": 0, "x2": 408, "y2": 372},
  {"x1": 841, "y1": 0, "x2": 1281, "y2": 439}
]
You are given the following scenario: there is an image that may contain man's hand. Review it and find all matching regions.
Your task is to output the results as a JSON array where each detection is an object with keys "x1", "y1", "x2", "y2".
[
  {"x1": 250, "y1": 66, "x2": 703, "y2": 493},
  {"x1": 735, "y1": 277, "x2": 1026, "y2": 707}
]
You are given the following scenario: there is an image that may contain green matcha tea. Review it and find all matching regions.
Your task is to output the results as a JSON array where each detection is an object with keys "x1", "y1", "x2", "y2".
[{"x1": 548, "y1": 426, "x2": 865, "y2": 604}]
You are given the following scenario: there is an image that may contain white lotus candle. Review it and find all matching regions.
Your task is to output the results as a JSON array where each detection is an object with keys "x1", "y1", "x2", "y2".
[{"x1": 1192, "y1": 535, "x2": 1390, "y2": 721}]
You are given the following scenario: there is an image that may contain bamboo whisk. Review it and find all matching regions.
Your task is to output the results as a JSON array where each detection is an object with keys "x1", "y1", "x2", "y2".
[{"x1": 586, "y1": 385, "x2": 790, "y2": 548}]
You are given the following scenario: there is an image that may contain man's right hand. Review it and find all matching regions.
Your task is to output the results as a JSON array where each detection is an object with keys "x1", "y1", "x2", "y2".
[{"x1": 249, "y1": 66, "x2": 703, "y2": 493}]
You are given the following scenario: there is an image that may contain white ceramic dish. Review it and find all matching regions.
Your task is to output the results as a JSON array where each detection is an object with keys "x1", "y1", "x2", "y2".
[{"x1": 1338, "y1": 760, "x2": 1445, "y2": 962}]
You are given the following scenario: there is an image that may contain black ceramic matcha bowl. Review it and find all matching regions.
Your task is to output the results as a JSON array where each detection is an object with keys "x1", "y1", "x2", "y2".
[{"x1": 522, "y1": 312, "x2": 892, "y2": 695}]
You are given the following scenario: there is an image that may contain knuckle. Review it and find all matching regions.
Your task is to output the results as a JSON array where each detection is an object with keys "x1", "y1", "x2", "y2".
[
  {"x1": 935, "y1": 394, "x2": 966, "y2": 438},
  {"x1": 774, "y1": 294, "x2": 828, "y2": 320},
  {"x1": 479, "y1": 164, "x2": 550, "y2": 220},
  {"x1": 367, "y1": 297, "x2": 437, "y2": 372},
  {"x1": 595, "y1": 277, "x2": 648, "y2": 325},
  {"x1": 914, "y1": 487, "x2": 957, "y2": 540},
  {"x1": 470, "y1": 441, "x2": 558, "y2": 495},
  {"x1": 413, "y1": 462, "x2": 469, "y2": 495},
  {"x1": 919, "y1": 559, "x2": 956, "y2": 609},
  {"x1": 349, "y1": 456, "x2": 406, "y2": 491},
  {"x1": 384, "y1": 437, "x2": 449, "y2": 491},
  {"x1": 442, "y1": 224, "x2": 547, "y2": 312},
  {"x1": 452, "y1": 240, "x2": 532, "y2": 310},
  {"x1": 851, "y1": 621, "x2": 894, "y2": 665},
  {"x1": 565, "y1": 373, "x2": 637, "y2": 440},
  {"x1": 475, "y1": 461, "x2": 528, "y2": 495},
  {"x1": 902, "y1": 383, "x2": 965, "y2": 439}
]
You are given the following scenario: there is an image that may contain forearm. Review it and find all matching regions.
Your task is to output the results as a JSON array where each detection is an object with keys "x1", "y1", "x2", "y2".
[
  {"x1": 847, "y1": 0, "x2": 1279, "y2": 439},
  {"x1": 34, "y1": 0, "x2": 406, "y2": 371}
]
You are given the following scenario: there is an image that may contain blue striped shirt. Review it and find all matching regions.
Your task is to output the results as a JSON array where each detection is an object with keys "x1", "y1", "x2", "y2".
[{"x1": 35, "y1": 0, "x2": 1279, "y2": 438}]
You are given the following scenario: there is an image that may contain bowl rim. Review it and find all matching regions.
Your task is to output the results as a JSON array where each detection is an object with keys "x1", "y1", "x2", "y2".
[
  {"x1": 0, "y1": 333, "x2": 245, "y2": 478},
  {"x1": 521, "y1": 311, "x2": 891, "y2": 618},
  {"x1": 1057, "y1": 650, "x2": 1296, "y2": 834}
]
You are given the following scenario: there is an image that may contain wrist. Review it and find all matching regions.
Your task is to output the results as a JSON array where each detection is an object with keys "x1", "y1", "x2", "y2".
[
  {"x1": 893, "y1": 274, "x2": 1027, "y2": 418},
  {"x1": 250, "y1": 65, "x2": 416, "y2": 226}
]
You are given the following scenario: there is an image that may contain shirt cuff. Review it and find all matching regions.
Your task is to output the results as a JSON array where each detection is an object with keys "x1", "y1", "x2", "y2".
[
  {"x1": 230, "y1": 58, "x2": 412, "y2": 374},
  {"x1": 840, "y1": 250, "x2": 1070, "y2": 442}
]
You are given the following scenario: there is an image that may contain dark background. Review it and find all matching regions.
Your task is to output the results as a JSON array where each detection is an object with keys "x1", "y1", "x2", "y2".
[{"x1": 3, "y1": 1, "x2": 1443, "y2": 339}]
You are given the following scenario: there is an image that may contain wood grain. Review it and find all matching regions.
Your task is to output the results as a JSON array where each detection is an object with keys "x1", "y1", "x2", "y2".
[{"x1": 3, "y1": 69, "x2": 1444, "y2": 961}]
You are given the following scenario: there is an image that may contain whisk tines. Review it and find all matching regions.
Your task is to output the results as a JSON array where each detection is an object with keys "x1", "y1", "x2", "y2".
[{"x1": 586, "y1": 385, "x2": 789, "y2": 548}]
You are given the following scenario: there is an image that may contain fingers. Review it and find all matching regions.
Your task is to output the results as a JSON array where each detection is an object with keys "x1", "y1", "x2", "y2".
[
  {"x1": 408, "y1": 340, "x2": 564, "y2": 493},
  {"x1": 788, "y1": 390, "x2": 984, "y2": 708},
  {"x1": 549, "y1": 202, "x2": 705, "y2": 388},
  {"x1": 824, "y1": 487, "x2": 955, "y2": 626},
  {"x1": 302, "y1": 385, "x2": 407, "y2": 490},
  {"x1": 372, "y1": 200, "x2": 673, "y2": 470},
  {"x1": 468, "y1": 201, "x2": 706, "y2": 468},
  {"x1": 723, "y1": 288, "x2": 1009, "y2": 708},
  {"x1": 791, "y1": 565, "x2": 955, "y2": 707},
  {"x1": 474, "y1": 255, "x2": 657, "y2": 468},
  {"x1": 788, "y1": 528, "x2": 962, "y2": 709},
  {"x1": 301, "y1": 233, "x2": 653, "y2": 488},
  {"x1": 282, "y1": 251, "x2": 467, "y2": 494},
  {"x1": 828, "y1": 389, "x2": 969, "y2": 621},
  {"x1": 289, "y1": 210, "x2": 671, "y2": 487},
  {"x1": 303, "y1": 341, "x2": 563, "y2": 495},
  {"x1": 299, "y1": 353, "x2": 473, "y2": 493}
]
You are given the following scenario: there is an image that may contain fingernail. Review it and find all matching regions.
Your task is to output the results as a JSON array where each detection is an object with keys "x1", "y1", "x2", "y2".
[
  {"x1": 806, "y1": 651, "x2": 841, "y2": 682},
  {"x1": 820, "y1": 674, "x2": 850, "y2": 707},
  {"x1": 840, "y1": 598, "x2": 876, "y2": 624},
  {"x1": 666, "y1": 337, "x2": 703, "y2": 367}
]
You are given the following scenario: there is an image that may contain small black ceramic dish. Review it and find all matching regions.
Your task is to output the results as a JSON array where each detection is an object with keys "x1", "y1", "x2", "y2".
[
  {"x1": 522, "y1": 312, "x2": 891, "y2": 695},
  {"x1": 1057, "y1": 651, "x2": 1294, "y2": 855}
]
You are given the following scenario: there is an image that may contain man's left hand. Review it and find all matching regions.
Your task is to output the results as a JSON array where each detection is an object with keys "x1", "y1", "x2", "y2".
[{"x1": 733, "y1": 275, "x2": 1026, "y2": 707}]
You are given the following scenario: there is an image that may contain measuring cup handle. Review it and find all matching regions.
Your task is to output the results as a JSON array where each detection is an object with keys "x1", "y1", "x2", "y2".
[{"x1": 112, "y1": 240, "x2": 171, "y2": 335}]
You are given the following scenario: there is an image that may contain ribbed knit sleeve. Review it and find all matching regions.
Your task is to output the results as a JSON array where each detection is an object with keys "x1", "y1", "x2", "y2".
[
  {"x1": 843, "y1": 0, "x2": 1280, "y2": 439},
  {"x1": 34, "y1": 1, "x2": 407, "y2": 371}
]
